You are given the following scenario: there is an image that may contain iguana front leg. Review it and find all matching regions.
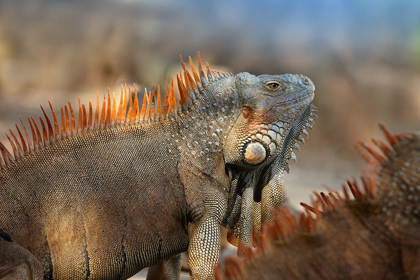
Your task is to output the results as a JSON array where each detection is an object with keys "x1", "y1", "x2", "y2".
[
  {"x1": 261, "y1": 165, "x2": 284, "y2": 225},
  {"x1": 178, "y1": 152, "x2": 230, "y2": 279},
  {"x1": 188, "y1": 216, "x2": 221, "y2": 279},
  {"x1": 237, "y1": 186, "x2": 254, "y2": 256},
  {"x1": 146, "y1": 254, "x2": 182, "y2": 280},
  {"x1": 0, "y1": 240, "x2": 43, "y2": 280}
]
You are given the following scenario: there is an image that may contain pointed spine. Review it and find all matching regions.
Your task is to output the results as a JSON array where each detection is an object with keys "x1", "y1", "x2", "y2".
[
  {"x1": 15, "y1": 124, "x2": 28, "y2": 154},
  {"x1": 111, "y1": 92, "x2": 116, "y2": 126},
  {"x1": 11, "y1": 128, "x2": 25, "y2": 159},
  {"x1": 133, "y1": 86, "x2": 139, "y2": 123},
  {"x1": 48, "y1": 102, "x2": 60, "y2": 141},
  {"x1": 184, "y1": 67, "x2": 198, "y2": 101},
  {"x1": 145, "y1": 91, "x2": 152, "y2": 121},
  {"x1": 82, "y1": 105, "x2": 87, "y2": 131},
  {"x1": 378, "y1": 122, "x2": 396, "y2": 146},
  {"x1": 29, "y1": 117, "x2": 40, "y2": 150},
  {"x1": 126, "y1": 86, "x2": 133, "y2": 124},
  {"x1": 88, "y1": 102, "x2": 93, "y2": 130},
  {"x1": 197, "y1": 51, "x2": 208, "y2": 85},
  {"x1": 68, "y1": 102, "x2": 76, "y2": 136},
  {"x1": 168, "y1": 84, "x2": 177, "y2": 116},
  {"x1": 162, "y1": 90, "x2": 169, "y2": 116},
  {"x1": 0, "y1": 140, "x2": 13, "y2": 166},
  {"x1": 61, "y1": 107, "x2": 66, "y2": 139},
  {"x1": 77, "y1": 97, "x2": 83, "y2": 134},
  {"x1": 106, "y1": 91, "x2": 111, "y2": 126},
  {"x1": 64, "y1": 106, "x2": 71, "y2": 137},
  {"x1": 117, "y1": 85, "x2": 124, "y2": 124},
  {"x1": 40, "y1": 105, "x2": 54, "y2": 143},
  {"x1": 100, "y1": 95, "x2": 106, "y2": 128},
  {"x1": 6, "y1": 133, "x2": 18, "y2": 160},
  {"x1": 156, "y1": 85, "x2": 161, "y2": 119},
  {"x1": 122, "y1": 85, "x2": 127, "y2": 123},
  {"x1": 189, "y1": 56, "x2": 200, "y2": 83},
  {"x1": 39, "y1": 117, "x2": 48, "y2": 146},
  {"x1": 150, "y1": 86, "x2": 156, "y2": 121},
  {"x1": 176, "y1": 74, "x2": 188, "y2": 109},
  {"x1": 19, "y1": 117, "x2": 32, "y2": 152},
  {"x1": 140, "y1": 89, "x2": 147, "y2": 122}
]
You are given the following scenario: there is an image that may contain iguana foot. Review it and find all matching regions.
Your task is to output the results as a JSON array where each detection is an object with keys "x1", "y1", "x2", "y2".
[
  {"x1": 146, "y1": 253, "x2": 182, "y2": 280},
  {"x1": 0, "y1": 240, "x2": 43, "y2": 280}
]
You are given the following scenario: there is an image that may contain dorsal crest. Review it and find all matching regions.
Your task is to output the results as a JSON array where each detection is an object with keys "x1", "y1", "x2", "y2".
[{"x1": 0, "y1": 52, "x2": 232, "y2": 169}]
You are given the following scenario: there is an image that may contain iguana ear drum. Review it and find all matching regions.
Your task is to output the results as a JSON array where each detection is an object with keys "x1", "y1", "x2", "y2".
[{"x1": 244, "y1": 141, "x2": 267, "y2": 165}]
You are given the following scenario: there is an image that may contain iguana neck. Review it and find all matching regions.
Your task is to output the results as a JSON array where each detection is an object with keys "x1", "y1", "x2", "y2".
[{"x1": 171, "y1": 75, "x2": 239, "y2": 157}]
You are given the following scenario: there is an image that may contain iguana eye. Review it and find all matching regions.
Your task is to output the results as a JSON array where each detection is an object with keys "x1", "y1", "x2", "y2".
[{"x1": 265, "y1": 81, "x2": 282, "y2": 91}]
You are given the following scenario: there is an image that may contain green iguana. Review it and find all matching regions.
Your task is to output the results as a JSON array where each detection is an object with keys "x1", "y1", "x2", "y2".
[
  {"x1": 217, "y1": 124, "x2": 420, "y2": 279},
  {"x1": 0, "y1": 52, "x2": 315, "y2": 279}
]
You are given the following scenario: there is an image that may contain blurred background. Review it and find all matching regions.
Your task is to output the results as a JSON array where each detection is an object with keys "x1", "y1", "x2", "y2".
[{"x1": 0, "y1": 0, "x2": 420, "y2": 277}]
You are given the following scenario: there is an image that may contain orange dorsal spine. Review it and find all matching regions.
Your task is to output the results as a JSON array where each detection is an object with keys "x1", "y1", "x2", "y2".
[
  {"x1": 48, "y1": 102, "x2": 60, "y2": 140},
  {"x1": 39, "y1": 117, "x2": 48, "y2": 146},
  {"x1": 111, "y1": 92, "x2": 116, "y2": 126},
  {"x1": 88, "y1": 102, "x2": 93, "y2": 130},
  {"x1": 133, "y1": 86, "x2": 139, "y2": 123},
  {"x1": 150, "y1": 86, "x2": 156, "y2": 121},
  {"x1": 117, "y1": 85, "x2": 124, "y2": 124},
  {"x1": 126, "y1": 86, "x2": 133, "y2": 124},
  {"x1": 0, "y1": 52, "x2": 228, "y2": 169},
  {"x1": 145, "y1": 91, "x2": 152, "y2": 121},
  {"x1": 122, "y1": 85, "x2": 127, "y2": 123},
  {"x1": 105, "y1": 92, "x2": 111, "y2": 126},
  {"x1": 77, "y1": 97, "x2": 83, "y2": 134},
  {"x1": 68, "y1": 102, "x2": 76, "y2": 135},
  {"x1": 156, "y1": 85, "x2": 161, "y2": 119},
  {"x1": 100, "y1": 95, "x2": 106, "y2": 128},
  {"x1": 140, "y1": 89, "x2": 147, "y2": 122}
]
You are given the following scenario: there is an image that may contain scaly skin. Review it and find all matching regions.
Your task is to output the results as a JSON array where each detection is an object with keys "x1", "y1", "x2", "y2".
[
  {"x1": 0, "y1": 53, "x2": 315, "y2": 279},
  {"x1": 218, "y1": 125, "x2": 420, "y2": 280}
]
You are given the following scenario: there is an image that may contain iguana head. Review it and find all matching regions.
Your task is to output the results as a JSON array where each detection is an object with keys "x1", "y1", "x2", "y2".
[
  {"x1": 222, "y1": 72, "x2": 316, "y2": 250},
  {"x1": 224, "y1": 72, "x2": 315, "y2": 168}
]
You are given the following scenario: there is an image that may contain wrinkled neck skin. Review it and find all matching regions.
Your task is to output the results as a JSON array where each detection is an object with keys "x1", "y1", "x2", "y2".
[{"x1": 223, "y1": 106, "x2": 313, "y2": 249}]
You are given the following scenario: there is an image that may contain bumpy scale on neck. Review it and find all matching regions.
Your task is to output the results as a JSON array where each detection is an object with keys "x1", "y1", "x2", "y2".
[{"x1": 168, "y1": 75, "x2": 240, "y2": 176}]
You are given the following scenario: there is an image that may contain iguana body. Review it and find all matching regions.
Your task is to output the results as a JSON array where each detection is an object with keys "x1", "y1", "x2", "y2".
[
  {"x1": 0, "y1": 53, "x2": 315, "y2": 279},
  {"x1": 218, "y1": 124, "x2": 420, "y2": 279}
]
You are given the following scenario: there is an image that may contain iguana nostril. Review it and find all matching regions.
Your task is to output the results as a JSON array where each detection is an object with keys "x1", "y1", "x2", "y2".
[{"x1": 244, "y1": 142, "x2": 266, "y2": 165}]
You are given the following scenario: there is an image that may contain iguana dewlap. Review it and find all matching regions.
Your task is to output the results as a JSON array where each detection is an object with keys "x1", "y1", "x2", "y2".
[{"x1": 0, "y1": 53, "x2": 315, "y2": 279}]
